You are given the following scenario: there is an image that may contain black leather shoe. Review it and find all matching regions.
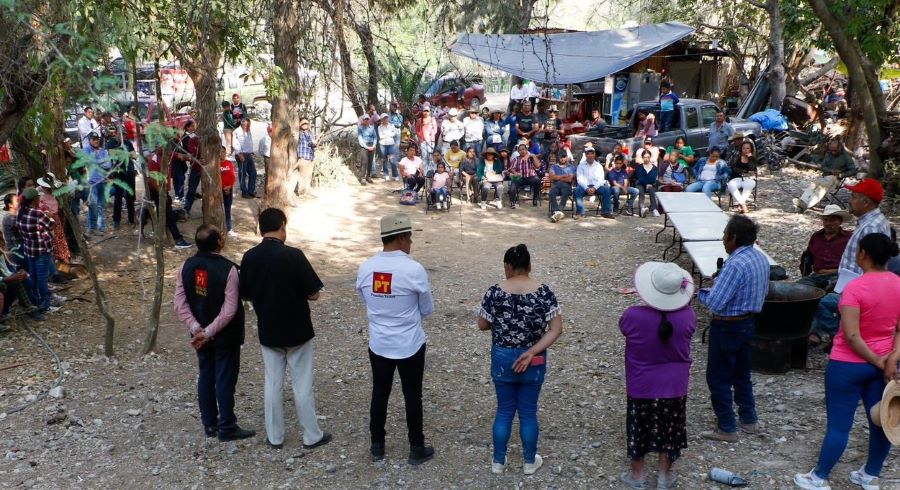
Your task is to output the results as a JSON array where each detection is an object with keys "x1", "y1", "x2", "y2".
[
  {"x1": 204, "y1": 426, "x2": 217, "y2": 437},
  {"x1": 266, "y1": 439, "x2": 283, "y2": 450},
  {"x1": 218, "y1": 426, "x2": 255, "y2": 441},
  {"x1": 408, "y1": 445, "x2": 434, "y2": 465},
  {"x1": 302, "y1": 432, "x2": 332, "y2": 450},
  {"x1": 370, "y1": 442, "x2": 385, "y2": 462}
]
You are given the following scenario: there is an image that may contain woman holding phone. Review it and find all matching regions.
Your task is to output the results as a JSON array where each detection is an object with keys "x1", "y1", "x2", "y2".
[{"x1": 478, "y1": 244, "x2": 563, "y2": 475}]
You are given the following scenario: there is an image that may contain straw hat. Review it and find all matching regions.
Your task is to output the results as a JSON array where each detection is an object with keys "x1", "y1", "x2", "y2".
[
  {"x1": 821, "y1": 204, "x2": 851, "y2": 221},
  {"x1": 448, "y1": 108, "x2": 459, "y2": 117},
  {"x1": 729, "y1": 131, "x2": 745, "y2": 142},
  {"x1": 870, "y1": 380, "x2": 900, "y2": 444},
  {"x1": 633, "y1": 262, "x2": 695, "y2": 311},
  {"x1": 380, "y1": 213, "x2": 412, "y2": 238},
  {"x1": 37, "y1": 173, "x2": 59, "y2": 189},
  {"x1": 481, "y1": 147, "x2": 499, "y2": 158}
]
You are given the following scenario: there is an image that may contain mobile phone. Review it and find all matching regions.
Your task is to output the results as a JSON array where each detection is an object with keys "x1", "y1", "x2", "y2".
[{"x1": 530, "y1": 355, "x2": 545, "y2": 366}]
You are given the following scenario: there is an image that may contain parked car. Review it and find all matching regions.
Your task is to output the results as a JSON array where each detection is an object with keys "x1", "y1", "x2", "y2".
[
  {"x1": 424, "y1": 76, "x2": 485, "y2": 110},
  {"x1": 577, "y1": 99, "x2": 762, "y2": 159},
  {"x1": 110, "y1": 96, "x2": 193, "y2": 130}
]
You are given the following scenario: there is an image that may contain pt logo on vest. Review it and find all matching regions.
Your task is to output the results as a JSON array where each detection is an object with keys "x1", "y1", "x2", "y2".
[
  {"x1": 194, "y1": 269, "x2": 208, "y2": 297},
  {"x1": 373, "y1": 272, "x2": 392, "y2": 295}
]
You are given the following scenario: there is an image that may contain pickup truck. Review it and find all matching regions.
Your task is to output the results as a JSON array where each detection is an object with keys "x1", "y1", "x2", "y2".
[{"x1": 575, "y1": 99, "x2": 761, "y2": 159}]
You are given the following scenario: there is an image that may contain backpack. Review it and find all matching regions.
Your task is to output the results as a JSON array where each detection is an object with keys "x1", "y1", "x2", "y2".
[{"x1": 399, "y1": 190, "x2": 417, "y2": 205}]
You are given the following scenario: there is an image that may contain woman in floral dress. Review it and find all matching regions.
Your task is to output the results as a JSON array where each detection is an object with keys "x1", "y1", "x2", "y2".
[{"x1": 619, "y1": 262, "x2": 697, "y2": 489}]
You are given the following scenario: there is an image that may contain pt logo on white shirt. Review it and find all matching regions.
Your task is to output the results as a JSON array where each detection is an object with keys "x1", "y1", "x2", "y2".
[{"x1": 373, "y1": 272, "x2": 393, "y2": 295}]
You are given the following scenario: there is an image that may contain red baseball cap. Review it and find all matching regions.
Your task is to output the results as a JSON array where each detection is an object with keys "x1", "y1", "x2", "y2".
[{"x1": 845, "y1": 178, "x2": 884, "y2": 203}]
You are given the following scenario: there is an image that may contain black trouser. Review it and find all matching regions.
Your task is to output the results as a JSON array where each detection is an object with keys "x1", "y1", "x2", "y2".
[
  {"x1": 148, "y1": 188, "x2": 183, "y2": 241},
  {"x1": 197, "y1": 345, "x2": 241, "y2": 431},
  {"x1": 112, "y1": 171, "x2": 136, "y2": 225},
  {"x1": 369, "y1": 344, "x2": 426, "y2": 446},
  {"x1": 405, "y1": 172, "x2": 426, "y2": 192},
  {"x1": 509, "y1": 176, "x2": 542, "y2": 204}
]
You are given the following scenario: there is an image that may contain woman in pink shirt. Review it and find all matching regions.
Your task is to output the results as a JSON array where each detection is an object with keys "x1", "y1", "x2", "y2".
[{"x1": 795, "y1": 233, "x2": 900, "y2": 490}]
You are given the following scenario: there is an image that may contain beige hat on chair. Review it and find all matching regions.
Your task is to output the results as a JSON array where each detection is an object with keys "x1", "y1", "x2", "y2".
[{"x1": 870, "y1": 380, "x2": 900, "y2": 444}]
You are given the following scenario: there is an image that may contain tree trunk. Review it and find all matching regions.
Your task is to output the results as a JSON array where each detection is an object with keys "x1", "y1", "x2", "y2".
[
  {"x1": 183, "y1": 63, "x2": 226, "y2": 230},
  {"x1": 332, "y1": 0, "x2": 364, "y2": 116},
  {"x1": 60, "y1": 197, "x2": 116, "y2": 357},
  {"x1": 352, "y1": 22, "x2": 378, "y2": 108},
  {"x1": 45, "y1": 81, "x2": 68, "y2": 178},
  {"x1": 764, "y1": 0, "x2": 786, "y2": 109},
  {"x1": 807, "y1": 0, "x2": 885, "y2": 177},
  {"x1": 267, "y1": 0, "x2": 301, "y2": 209},
  {"x1": 142, "y1": 58, "x2": 167, "y2": 355}
]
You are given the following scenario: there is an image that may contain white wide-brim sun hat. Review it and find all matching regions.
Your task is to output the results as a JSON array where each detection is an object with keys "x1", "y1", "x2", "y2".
[{"x1": 634, "y1": 262, "x2": 695, "y2": 311}]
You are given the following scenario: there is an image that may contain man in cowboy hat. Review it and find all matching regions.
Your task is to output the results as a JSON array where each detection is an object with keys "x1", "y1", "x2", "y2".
[
  {"x1": 478, "y1": 146, "x2": 505, "y2": 210},
  {"x1": 792, "y1": 140, "x2": 857, "y2": 213},
  {"x1": 699, "y1": 215, "x2": 770, "y2": 443},
  {"x1": 440, "y1": 108, "x2": 465, "y2": 155},
  {"x1": 809, "y1": 178, "x2": 891, "y2": 345},
  {"x1": 462, "y1": 108, "x2": 484, "y2": 153},
  {"x1": 356, "y1": 213, "x2": 435, "y2": 465},
  {"x1": 295, "y1": 118, "x2": 317, "y2": 198},
  {"x1": 542, "y1": 105, "x2": 560, "y2": 154},
  {"x1": 727, "y1": 131, "x2": 746, "y2": 157}
]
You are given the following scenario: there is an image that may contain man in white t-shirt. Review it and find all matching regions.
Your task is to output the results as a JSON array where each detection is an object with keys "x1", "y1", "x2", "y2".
[
  {"x1": 440, "y1": 108, "x2": 465, "y2": 155},
  {"x1": 357, "y1": 213, "x2": 435, "y2": 466},
  {"x1": 462, "y1": 109, "x2": 484, "y2": 153},
  {"x1": 398, "y1": 146, "x2": 425, "y2": 192},
  {"x1": 508, "y1": 78, "x2": 527, "y2": 113}
]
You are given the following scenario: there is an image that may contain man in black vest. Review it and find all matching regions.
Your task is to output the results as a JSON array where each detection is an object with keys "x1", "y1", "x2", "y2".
[
  {"x1": 175, "y1": 224, "x2": 254, "y2": 441},
  {"x1": 240, "y1": 208, "x2": 332, "y2": 450}
]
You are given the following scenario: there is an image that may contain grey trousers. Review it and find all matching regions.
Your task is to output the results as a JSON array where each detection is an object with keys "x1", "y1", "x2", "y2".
[{"x1": 261, "y1": 341, "x2": 324, "y2": 446}]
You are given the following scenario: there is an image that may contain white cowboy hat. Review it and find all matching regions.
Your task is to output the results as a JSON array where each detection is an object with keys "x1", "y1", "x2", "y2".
[
  {"x1": 448, "y1": 108, "x2": 459, "y2": 117},
  {"x1": 870, "y1": 380, "x2": 900, "y2": 444},
  {"x1": 634, "y1": 262, "x2": 695, "y2": 311},
  {"x1": 37, "y1": 173, "x2": 59, "y2": 189},
  {"x1": 821, "y1": 204, "x2": 851, "y2": 221}
]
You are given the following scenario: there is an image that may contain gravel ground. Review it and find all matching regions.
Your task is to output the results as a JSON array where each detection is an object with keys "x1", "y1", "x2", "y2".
[{"x1": 0, "y1": 165, "x2": 898, "y2": 489}]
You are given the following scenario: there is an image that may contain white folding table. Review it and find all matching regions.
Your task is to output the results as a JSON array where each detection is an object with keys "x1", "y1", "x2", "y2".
[
  {"x1": 654, "y1": 192, "x2": 723, "y2": 243},
  {"x1": 662, "y1": 212, "x2": 731, "y2": 260},
  {"x1": 682, "y1": 241, "x2": 777, "y2": 287}
]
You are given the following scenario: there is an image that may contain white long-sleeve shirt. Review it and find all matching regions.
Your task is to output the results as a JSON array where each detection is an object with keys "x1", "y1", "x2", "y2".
[
  {"x1": 234, "y1": 127, "x2": 254, "y2": 154},
  {"x1": 577, "y1": 160, "x2": 607, "y2": 188},
  {"x1": 378, "y1": 124, "x2": 397, "y2": 146},
  {"x1": 78, "y1": 116, "x2": 97, "y2": 147},
  {"x1": 441, "y1": 119, "x2": 465, "y2": 143},
  {"x1": 462, "y1": 117, "x2": 484, "y2": 142},
  {"x1": 510, "y1": 85, "x2": 528, "y2": 100},
  {"x1": 258, "y1": 134, "x2": 271, "y2": 157}
]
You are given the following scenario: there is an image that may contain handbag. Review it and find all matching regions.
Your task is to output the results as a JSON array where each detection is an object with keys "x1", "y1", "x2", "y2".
[{"x1": 399, "y1": 190, "x2": 417, "y2": 206}]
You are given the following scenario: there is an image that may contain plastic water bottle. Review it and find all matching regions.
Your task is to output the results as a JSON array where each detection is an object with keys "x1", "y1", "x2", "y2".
[{"x1": 708, "y1": 468, "x2": 749, "y2": 487}]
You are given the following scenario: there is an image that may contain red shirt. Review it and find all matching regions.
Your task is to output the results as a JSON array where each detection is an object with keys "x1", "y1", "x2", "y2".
[
  {"x1": 805, "y1": 228, "x2": 851, "y2": 273},
  {"x1": 124, "y1": 119, "x2": 137, "y2": 140},
  {"x1": 221, "y1": 159, "x2": 236, "y2": 189}
]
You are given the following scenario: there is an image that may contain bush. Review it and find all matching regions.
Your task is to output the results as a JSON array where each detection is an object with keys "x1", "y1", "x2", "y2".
[{"x1": 311, "y1": 141, "x2": 357, "y2": 190}]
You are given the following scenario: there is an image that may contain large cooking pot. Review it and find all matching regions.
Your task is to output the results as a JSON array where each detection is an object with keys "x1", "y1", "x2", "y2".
[{"x1": 752, "y1": 281, "x2": 826, "y2": 374}]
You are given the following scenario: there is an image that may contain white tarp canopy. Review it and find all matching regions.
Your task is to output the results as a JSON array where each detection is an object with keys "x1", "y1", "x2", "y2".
[{"x1": 448, "y1": 22, "x2": 695, "y2": 85}]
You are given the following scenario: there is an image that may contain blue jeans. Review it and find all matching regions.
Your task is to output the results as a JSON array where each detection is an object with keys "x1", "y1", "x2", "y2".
[
  {"x1": 659, "y1": 110, "x2": 674, "y2": 132},
  {"x1": 706, "y1": 318, "x2": 757, "y2": 432},
  {"x1": 814, "y1": 361, "x2": 891, "y2": 479},
  {"x1": 223, "y1": 190, "x2": 233, "y2": 231},
  {"x1": 239, "y1": 153, "x2": 257, "y2": 195},
  {"x1": 575, "y1": 185, "x2": 612, "y2": 215},
  {"x1": 685, "y1": 180, "x2": 720, "y2": 198},
  {"x1": 465, "y1": 140, "x2": 483, "y2": 154},
  {"x1": 611, "y1": 186, "x2": 638, "y2": 210},
  {"x1": 26, "y1": 253, "x2": 52, "y2": 311},
  {"x1": 491, "y1": 345, "x2": 546, "y2": 465},
  {"x1": 549, "y1": 182, "x2": 572, "y2": 212},
  {"x1": 811, "y1": 292, "x2": 841, "y2": 338},
  {"x1": 172, "y1": 162, "x2": 187, "y2": 200},
  {"x1": 87, "y1": 182, "x2": 107, "y2": 232},
  {"x1": 430, "y1": 187, "x2": 449, "y2": 203},
  {"x1": 183, "y1": 168, "x2": 202, "y2": 214},
  {"x1": 380, "y1": 144, "x2": 399, "y2": 177},
  {"x1": 196, "y1": 345, "x2": 241, "y2": 432}
]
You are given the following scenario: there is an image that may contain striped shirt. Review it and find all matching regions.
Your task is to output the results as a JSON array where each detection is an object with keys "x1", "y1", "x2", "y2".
[
  {"x1": 699, "y1": 245, "x2": 770, "y2": 316},
  {"x1": 835, "y1": 208, "x2": 891, "y2": 292},
  {"x1": 509, "y1": 154, "x2": 537, "y2": 178}
]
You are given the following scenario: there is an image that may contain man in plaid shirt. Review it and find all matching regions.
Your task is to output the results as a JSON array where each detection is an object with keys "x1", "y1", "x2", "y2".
[
  {"x1": 15, "y1": 188, "x2": 54, "y2": 311},
  {"x1": 293, "y1": 118, "x2": 316, "y2": 200},
  {"x1": 506, "y1": 141, "x2": 542, "y2": 208}
]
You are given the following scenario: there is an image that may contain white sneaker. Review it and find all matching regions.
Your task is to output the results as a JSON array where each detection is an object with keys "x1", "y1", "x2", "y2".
[
  {"x1": 523, "y1": 454, "x2": 543, "y2": 475},
  {"x1": 850, "y1": 465, "x2": 880, "y2": 490},
  {"x1": 652, "y1": 209, "x2": 660, "y2": 217},
  {"x1": 491, "y1": 456, "x2": 507, "y2": 475},
  {"x1": 227, "y1": 230, "x2": 239, "y2": 238},
  {"x1": 794, "y1": 470, "x2": 831, "y2": 490},
  {"x1": 383, "y1": 175, "x2": 390, "y2": 181},
  {"x1": 480, "y1": 202, "x2": 487, "y2": 210},
  {"x1": 394, "y1": 176, "x2": 401, "y2": 182},
  {"x1": 438, "y1": 202, "x2": 444, "y2": 210},
  {"x1": 495, "y1": 199, "x2": 502, "y2": 209},
  {"x1": 550, "y1": 212, "x2": 559, "y2": 223}
]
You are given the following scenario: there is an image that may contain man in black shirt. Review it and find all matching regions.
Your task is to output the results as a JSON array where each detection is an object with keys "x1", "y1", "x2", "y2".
[
  {"x1": 174, "y1": 225, "x2": 253, "y2": 441},
  {"x1": 239, "y1": 208, "x2": 332, "y2": 450}
]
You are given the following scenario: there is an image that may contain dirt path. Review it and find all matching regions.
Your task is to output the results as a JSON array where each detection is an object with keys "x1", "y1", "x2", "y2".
[{"x1": 0, "y1": 167, "x2": 897, "y2": 489}]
